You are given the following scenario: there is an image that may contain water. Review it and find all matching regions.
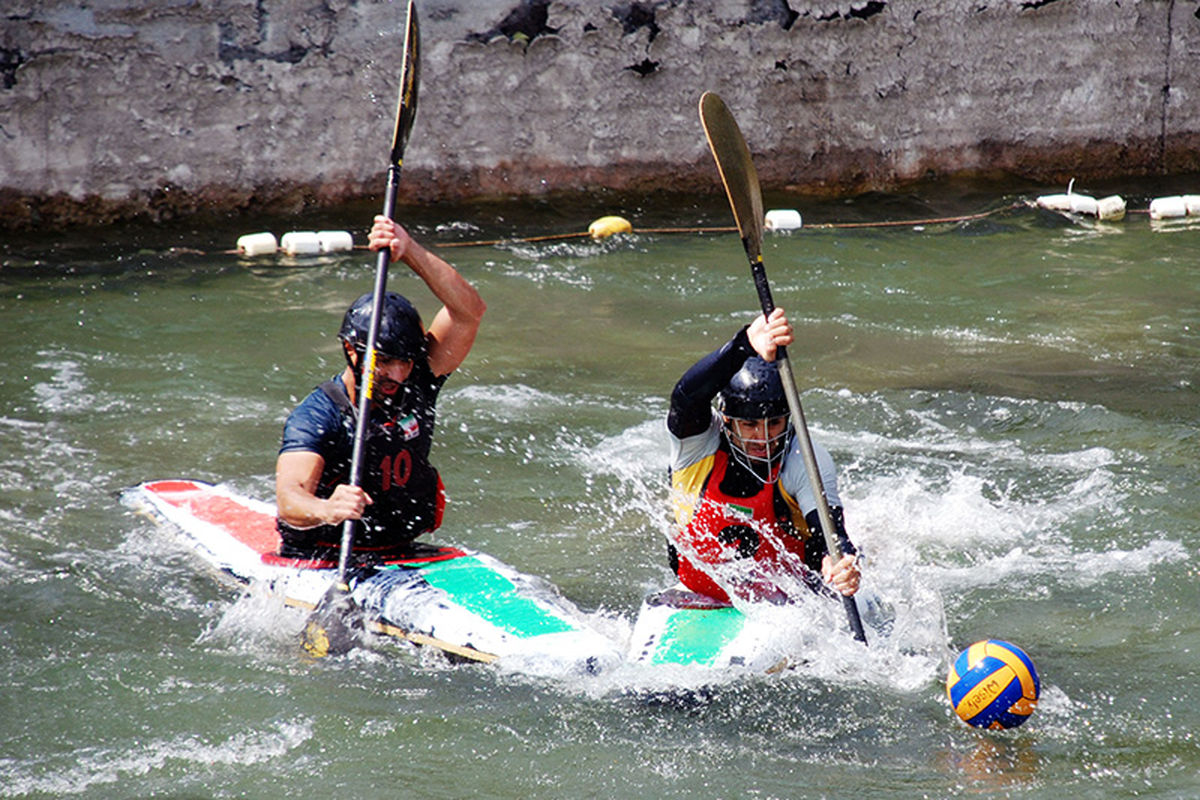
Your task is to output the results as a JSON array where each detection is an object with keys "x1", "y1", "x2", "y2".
[{"x1": 2, "y1": 184, "x2": 1199, "y2": 797}]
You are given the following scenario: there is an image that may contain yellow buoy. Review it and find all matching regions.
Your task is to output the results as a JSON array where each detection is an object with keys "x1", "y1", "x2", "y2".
[{"x1": 588, "y1": 215, "x2": 632, "y2": 240}]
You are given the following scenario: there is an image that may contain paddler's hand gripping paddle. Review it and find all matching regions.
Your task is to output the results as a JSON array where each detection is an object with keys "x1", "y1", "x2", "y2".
[
  {"x1": 302, "y1": 1, "x2": 421, "y2": 658},
  {"x1": 699, "y1": 91, "x2": 867, "y2": 644}
]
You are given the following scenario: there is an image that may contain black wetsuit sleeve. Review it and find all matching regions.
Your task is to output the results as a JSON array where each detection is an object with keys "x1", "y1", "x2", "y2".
[
  {"x1": 802, "y1": 506, "x2": 857, "y2": 572},
  {"x1": 667, "y1": 326, "x2": 756, "y2": 439}
]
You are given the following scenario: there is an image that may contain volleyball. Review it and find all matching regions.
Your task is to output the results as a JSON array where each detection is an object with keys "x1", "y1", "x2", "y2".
[{"x1": 946, "y1": 639, "x2": 1040, "y2": 729}]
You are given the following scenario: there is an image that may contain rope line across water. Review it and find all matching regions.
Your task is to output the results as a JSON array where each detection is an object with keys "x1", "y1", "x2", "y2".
[
  {"x1": 433, "y1": 205, "x2": 1022, "y2": 249},
  {"x1": 225, "y1": 200, "x2": 1175, "y2": 257}
]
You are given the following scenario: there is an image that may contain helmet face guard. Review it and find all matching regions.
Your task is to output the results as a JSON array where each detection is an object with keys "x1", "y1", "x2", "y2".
[
  {"x1": 718, "y1": 356, "x2": 792, "y2": 482},
  {"x1": 723, "y1": 414, "x2": 793, "y2": 483}
]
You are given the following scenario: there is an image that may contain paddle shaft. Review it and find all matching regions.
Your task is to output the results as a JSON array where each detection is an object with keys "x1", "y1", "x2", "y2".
[
  {"x1": 747, "y1": 255, "x2": 866, "y2": 642},
  {"x1": 335, "y1": 173, "x2": 400, "y2": 582},
  {"x1": 334, "y1": 3, "x2": 420, "y2": 585}
]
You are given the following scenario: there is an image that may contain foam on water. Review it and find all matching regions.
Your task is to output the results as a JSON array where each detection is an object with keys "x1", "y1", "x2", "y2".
[
  {"x1": 452, "y1": 382, "x2": 566, "y2": 418},
  {"x1": 0, "y1": 719, "x2": 313, "y2": 797},
  {"x1": 31, "y1": 352, "x2": 90, "y2": 415},
  {"x1": 835, "y1": 417, "x2": 1172, "y2": 642},
  {"x1": 482, "y1": 255, "x2": 596, "y2": 288},
  {"x1": 930, "y1": 537, "x2": 1189, "y2": 592},
  {"x1": 581, "y1": 417, "x2": 670, "y2": 478},
  {"x1": 453, "y1": 382, "x2": 654, "y2": 419}
]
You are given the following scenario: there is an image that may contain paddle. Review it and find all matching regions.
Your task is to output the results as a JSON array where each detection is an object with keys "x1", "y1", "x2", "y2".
[
  {"x1": 301, "y1": 1, "x2": 421, "y2": 658},
  {"x1": 699, "y1": 91, "x2": 867, "y2": 644}
]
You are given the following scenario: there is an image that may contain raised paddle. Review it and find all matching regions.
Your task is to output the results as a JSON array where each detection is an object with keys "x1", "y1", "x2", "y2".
[
  {"x1": 699, "y1": 91, "x2": 867, "y2": 644},
  {"x1": 301, "y1": 0, "x2": 421, "y2": 658}
]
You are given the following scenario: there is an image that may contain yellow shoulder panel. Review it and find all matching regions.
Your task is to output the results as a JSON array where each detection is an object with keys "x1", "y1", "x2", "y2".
[{"x1": 668, "y1": 455, "x2": 716, "y2": 527}]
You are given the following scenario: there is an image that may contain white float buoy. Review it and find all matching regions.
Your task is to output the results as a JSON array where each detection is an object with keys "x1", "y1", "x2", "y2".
[
  {"x1": 1037, "y1": 178, "x2": 1101, "y2": 217},
  {"x1": 280, "y1": 231, "x2": 322, "y2": 256},
  {"x1": 1037, "y1": 181, "x2": 1126, "y2": 222},
  {"x1": 236, "y1": 232, "x2": 278, "y2": 256},
  {"x1": 1149, "y1": 196, "x2": 1188, "y2": 220},
  {"x1": 1096, "y1": 195, "x2": 1126, "y2": 221},
  {"x1": 1183, "y1": 196, "x2": 1200, "y2": 216},
  {"x1": 1068, "y1": 193, "x2": 1099, "y2": 216},
  {"x1": 764, "y1": 209, "x2": 803, "y2": 232},
  {"x1": 317, "y1": 230, "x2": 354, "y2": 253},
  {"x1": 1035, "y1": 193, "x2": 1073, "y2": 212}
]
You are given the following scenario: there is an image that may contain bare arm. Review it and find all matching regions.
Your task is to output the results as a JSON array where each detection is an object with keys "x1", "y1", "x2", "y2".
[
  {"x1": 368, "y1": 215, "x2": 487, "y2": 377},
  {"x1": 275, "y1": 450, "x2": 371, "y2": 528}
]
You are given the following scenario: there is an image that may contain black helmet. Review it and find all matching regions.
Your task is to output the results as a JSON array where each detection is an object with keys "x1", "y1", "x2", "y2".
[
  {"x1": 718, "y1": 357, "x2": 788, "y2": 420},
  {"x1": 338, "y1": 291, "x2": 426, "y2": 361}
]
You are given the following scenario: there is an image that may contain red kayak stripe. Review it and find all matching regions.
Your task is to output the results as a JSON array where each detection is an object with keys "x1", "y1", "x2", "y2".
[
  {"x1": 145, "y1": 479, "x2": 281, "y2": 555},
  {"x1": 143, "y1": 480, "x2": 469, "y2": 570}
]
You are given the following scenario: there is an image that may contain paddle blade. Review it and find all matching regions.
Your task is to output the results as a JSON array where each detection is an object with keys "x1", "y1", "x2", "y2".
[
  {"x1": 699, "y1": 92, "x2": 764, "y2": 263},
  {"x1": 300, "y1": 582, "x2": 364, "y2": 658},
  {"x1": 388, "y1": 0, "x2": 421, "y2": 167}
]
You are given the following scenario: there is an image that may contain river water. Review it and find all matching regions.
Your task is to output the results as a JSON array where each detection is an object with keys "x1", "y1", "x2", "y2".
[{"x1": 2, "y1": 181, "x2": 1199, "y2": 798}]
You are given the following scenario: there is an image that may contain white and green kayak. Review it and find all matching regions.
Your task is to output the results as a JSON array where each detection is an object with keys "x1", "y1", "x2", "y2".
[
  {"x1": 628, "y1": 583, "x2": 893, "y2": 673},
  {"x1": 627, "y1": 586, "x2": 795, "y2": 673}
]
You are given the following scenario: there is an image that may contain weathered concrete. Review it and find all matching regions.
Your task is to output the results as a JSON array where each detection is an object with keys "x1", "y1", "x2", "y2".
[{"x1": 2, "y1": 0, "x2": 1198, "y2": 229}]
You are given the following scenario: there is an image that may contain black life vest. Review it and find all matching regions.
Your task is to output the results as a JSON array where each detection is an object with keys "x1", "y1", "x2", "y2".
[{"x1": 277, "y1": 376, "x2": 444, "y2": 557}]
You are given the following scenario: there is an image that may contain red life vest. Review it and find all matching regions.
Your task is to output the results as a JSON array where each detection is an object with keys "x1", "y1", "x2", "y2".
[{"x1": 673, "y1": 449, "x2": 807, "y2": 603}]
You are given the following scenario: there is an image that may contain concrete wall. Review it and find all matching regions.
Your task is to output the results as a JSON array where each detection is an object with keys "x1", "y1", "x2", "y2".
[{"x1": 2, "y1": 0, "x2": 1198, "y2": 228}]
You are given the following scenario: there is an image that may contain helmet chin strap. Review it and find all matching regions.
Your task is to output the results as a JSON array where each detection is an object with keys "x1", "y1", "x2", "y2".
[
  {"x1": 344, "y1": 343, "x2": 409, "y2": 415},
  {"x1": 344, "y1": 343, "x2": 365, "y2": 390}
]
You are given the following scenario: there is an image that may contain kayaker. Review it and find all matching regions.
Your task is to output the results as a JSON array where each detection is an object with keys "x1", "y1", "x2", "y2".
[
  {"x1": 273, "y1": 215, "x2": 486, "y2": 560},
  {"x1": 666, "y1": 308, "x2": 861, "y2": 603}
]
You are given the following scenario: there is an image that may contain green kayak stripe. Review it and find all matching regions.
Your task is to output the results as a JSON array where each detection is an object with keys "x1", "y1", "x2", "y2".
[
  {"x1": 415, "y1": 556, "x2": 574, "y2": 638},
  {"x1": 653, "y1": 607, "x2": 744, "y2": 665}
]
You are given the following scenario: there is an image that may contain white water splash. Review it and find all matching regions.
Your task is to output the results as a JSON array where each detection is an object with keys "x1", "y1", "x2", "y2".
[
  {"x1": 197, "y1": 582, "x2": 310, "y2": 655},
  {"x1": 929, "y1": 538, "x2": 1189, "y2": 592},
  {"x1": 563, "y1": 416, "x2": 954, "y2": 695},
  {"x1": 552, "y1": 380, "x2": 1170, "y2": 697}
]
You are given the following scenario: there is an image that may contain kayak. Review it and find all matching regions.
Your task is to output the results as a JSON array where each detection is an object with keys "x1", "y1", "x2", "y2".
[
  {"x1": 627, "y1": 586, "x2": 793, "y2": 673},
  {"x1": 122, "y1": 479, "x2": 622, "y2": 675},
  {"x1": 628, "y1": 584, "x2": 894, "y2": 672}
]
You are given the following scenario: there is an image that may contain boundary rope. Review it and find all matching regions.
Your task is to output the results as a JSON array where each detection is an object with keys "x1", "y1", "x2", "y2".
[
  {"x1": 225, "y1": 198, "x2": 1179, "y2": 256},
  {"x1": 432, "y1": 204, "x2": 1021, "y2": 248}
]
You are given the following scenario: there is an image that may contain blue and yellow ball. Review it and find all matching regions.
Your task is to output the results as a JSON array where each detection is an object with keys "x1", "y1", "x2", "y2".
[{"x1": 946, "y1": 639, "x2": 1040, "y2": 729}]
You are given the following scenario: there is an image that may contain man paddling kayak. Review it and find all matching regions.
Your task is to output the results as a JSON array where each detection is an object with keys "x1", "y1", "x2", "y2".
[
  {"x1": 666, "y1": 308, "x2": 861, "y2": 604},
  {"x1": 274, "y1": 215, "x2": 486, "y2": 561}
]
